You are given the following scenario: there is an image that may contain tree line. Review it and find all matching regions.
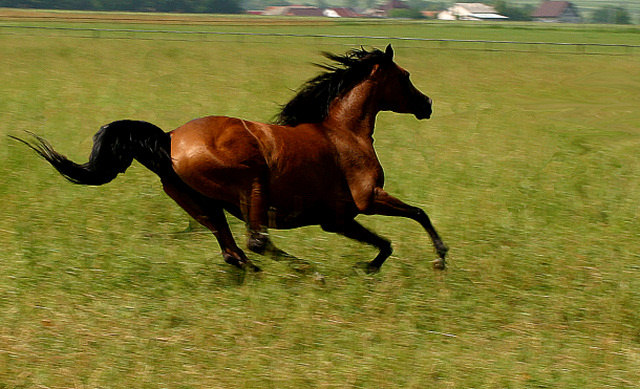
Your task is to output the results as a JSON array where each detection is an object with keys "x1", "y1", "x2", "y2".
[
  {"x1": 0, "y1": 0, "x2": 243, "y2": 13},
  {"x1": 0, "y1": 0, "x2": 633, "y2": 24}
]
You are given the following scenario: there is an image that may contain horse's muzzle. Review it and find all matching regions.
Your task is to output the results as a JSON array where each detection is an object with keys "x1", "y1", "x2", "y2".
[{"x1": 414, "y1": 97, "x2": 433, "y2": 120}]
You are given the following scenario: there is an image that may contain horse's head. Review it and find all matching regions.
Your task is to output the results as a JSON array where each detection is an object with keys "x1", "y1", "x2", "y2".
[
  {"x1": 373, "y1": 45, "x2": 432, "y2": 120},
  {"x1": 275, "y1": 45, "x2": 432, "y2": 127}
]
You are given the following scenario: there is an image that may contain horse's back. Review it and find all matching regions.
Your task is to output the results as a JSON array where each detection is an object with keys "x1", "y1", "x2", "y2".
[{"x1": 170, "y1": 116, "x2": 259, "y2": 158}]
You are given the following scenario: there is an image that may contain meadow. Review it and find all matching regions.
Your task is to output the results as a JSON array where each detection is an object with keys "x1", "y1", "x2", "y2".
[{"x1": 1, "y1": 11, "x2": 639, "y2": 388}]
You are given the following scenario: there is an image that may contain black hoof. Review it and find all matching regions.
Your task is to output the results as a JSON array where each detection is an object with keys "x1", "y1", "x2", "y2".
[
  {"x1": 432, "y1": 258, "x2": 446, "y2": 270},
  {"x1": 224, "y1": 253, "x2": 261, "y2": 272},
  {"x1": 355, "y1": 261, "x2": 381, "y2": 274},
  {"x1": 248, "y1": 231, "x2": 269, "y2": 255},
  {"x1": 245, "y1": 262, "x2": 262, "y2": 272}
]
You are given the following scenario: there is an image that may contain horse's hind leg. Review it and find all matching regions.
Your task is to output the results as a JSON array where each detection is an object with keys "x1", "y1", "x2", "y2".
[
  {"x1": 245, "y1": 176, "x2": 271, "y2": 255},
  {"x1": 162, "y1": 178, "x2": 260, "y2": 272},
  {"x1": 322, "y1": 219, "x2": 392, "y2": 274}
]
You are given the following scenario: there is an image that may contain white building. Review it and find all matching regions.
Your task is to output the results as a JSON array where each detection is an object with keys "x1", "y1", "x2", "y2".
[{"x1": 438, "y1": 3, "x2": 508, "y2": 21}]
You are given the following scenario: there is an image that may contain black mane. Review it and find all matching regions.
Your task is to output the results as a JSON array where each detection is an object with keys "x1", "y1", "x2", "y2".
[{"x1": 274, "y1": 47, "x2": 390, "y2": 127}]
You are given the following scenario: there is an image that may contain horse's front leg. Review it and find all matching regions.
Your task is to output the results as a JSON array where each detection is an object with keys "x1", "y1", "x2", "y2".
[{"x1": 365, "y1": 188, "x2": 448, "y2": 269}]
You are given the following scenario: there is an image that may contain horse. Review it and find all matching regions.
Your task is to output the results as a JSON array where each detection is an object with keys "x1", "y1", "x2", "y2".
[{"x1": 11, "y1": 44, "x2": 448, "y2": 274}]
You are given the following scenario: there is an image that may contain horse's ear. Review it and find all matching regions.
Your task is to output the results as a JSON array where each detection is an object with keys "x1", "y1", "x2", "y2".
[{"x1": 385, "y1": 44, "x2": 394, "y2": 60}]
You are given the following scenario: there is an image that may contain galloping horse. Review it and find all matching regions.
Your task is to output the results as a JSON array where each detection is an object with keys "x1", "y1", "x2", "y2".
[{"x1": 12, "y1": 45, "x2": 448, "y2": 273}]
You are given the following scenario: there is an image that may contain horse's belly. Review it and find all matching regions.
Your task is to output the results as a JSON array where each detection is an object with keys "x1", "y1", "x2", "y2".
[
  {"x1": 265, "y1": 200, "x2": 358, "y2": 229},
  {"x1": 266, "y1": 178, "x2": 357, "y2": 229}
]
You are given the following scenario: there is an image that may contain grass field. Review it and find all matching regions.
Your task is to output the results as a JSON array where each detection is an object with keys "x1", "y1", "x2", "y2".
[{"x1": 1, "y1": 11, "x2": 639, "y2": 388}]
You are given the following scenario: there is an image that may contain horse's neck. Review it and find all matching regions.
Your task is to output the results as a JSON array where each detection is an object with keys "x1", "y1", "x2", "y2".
[{"x1": 323, "y1": 81, "x2": 379, "y2": 139}]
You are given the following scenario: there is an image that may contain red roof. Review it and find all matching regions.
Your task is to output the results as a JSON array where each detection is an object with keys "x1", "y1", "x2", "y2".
[
  {"x1": 286, "y1": 6, "x2": 324, "y2": 17},
  {"x1": 532, "y1": 1, "x2": 571, "y2": 18}
]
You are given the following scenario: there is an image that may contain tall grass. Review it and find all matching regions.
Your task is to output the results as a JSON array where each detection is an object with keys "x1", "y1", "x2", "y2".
[{"x1": 1, "y1": 14, "x2": 639, "y2": 388}]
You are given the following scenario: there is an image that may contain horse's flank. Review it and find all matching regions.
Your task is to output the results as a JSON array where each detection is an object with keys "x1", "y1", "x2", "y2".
[{"x1": 170, "y1": 115, "x2": 355, "y2": 228}]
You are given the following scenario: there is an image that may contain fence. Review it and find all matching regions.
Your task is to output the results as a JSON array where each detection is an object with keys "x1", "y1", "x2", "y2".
[{"x1": 1, "y1": 23, "x2": 638, "y2": 55}]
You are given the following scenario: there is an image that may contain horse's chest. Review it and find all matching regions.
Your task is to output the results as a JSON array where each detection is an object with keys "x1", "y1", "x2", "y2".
[{"x1": 337, "y1": 142, "x2": 384, "y2": 186}]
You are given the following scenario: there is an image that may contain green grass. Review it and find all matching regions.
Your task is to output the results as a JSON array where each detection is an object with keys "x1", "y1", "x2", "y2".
[{"x1": 1, "y1": 13, "x2": 639, "y2": 388}]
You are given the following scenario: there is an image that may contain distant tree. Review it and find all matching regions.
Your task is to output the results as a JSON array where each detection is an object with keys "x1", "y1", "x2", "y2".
[
  {"x1": 388, "y1": 7, "x2": 424, "y2": 19},
  {"x1": 344, "y1": 0, "x2": 359, "y2": 8},
  {"x1": 590, "y1": 6, "x2": 631, "y2": 24},
  {"x1": 364, "y1": 0, "x2": 377, "y2": 9},
  {"x1": 0, "y1": 0, "x2": 243, "y2": 13},
  {"x1": 406, "y1": 0, "x2": 445, "y2": 11},
  {"x1": 406, "y1": 0, "x2": 428, "y2": 10},
  {"x1": 242, "y1": 0, "x2": 290, "y2": 10},
  {"x1": 493, "y1": 0, "x2": 533, "y2": 21},
  {"x1": 206, "y1": 0, "x2": 243, "y2": 13},
  {"x1": 425, "y1": 1, "x2": 446, "y2": 11}
]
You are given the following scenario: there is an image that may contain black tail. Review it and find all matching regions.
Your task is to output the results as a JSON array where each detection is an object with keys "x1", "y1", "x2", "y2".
[{"x1": 10, "y1": 120, "x2": 172, "y2": 185}]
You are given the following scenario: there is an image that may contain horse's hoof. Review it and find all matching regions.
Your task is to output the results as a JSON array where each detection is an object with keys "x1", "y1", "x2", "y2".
[
  {"x1": 246, "y1": 262, "x2": 262, "y2": 272},
  {"x1": 224, "y1": 253, "x2": 261, "y2": 272},
  {"x1": 355, "y1": 261, "x2": 380, "y2": 274},
  {"x1": 432, "y1": 258, "x2": 446, "y2": 270},
  {"x1": 224, "y1": 254, "x2": 241, "y2": 268},
  {"x1": 248, "y1": 231, "x2": 269, "y2": 255}
]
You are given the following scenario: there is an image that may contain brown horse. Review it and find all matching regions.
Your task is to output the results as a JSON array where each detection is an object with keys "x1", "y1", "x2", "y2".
[{"x1": 12, "y1": 45, "x2": 448, "y2": 273}]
